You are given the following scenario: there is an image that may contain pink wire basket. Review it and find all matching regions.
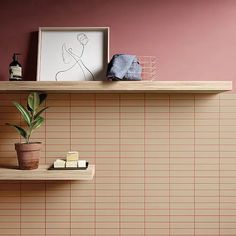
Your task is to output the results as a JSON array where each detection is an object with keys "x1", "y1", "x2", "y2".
[{"x1": 138, "y1": 56, "x2": 157, "y2": 81}]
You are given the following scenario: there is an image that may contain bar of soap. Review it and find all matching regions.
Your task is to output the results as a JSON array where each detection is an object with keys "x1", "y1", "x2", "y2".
[
  {"x1": 54, "y1": 159, "x2": 66, "y2": 168},
  {"x1": 66, "y1": 151, "x2": 79, "y2": 162},
  {"x1": 78, "y1": 160, "x2": 86, "y2": 168},
  {"x1": 66, "y1": 161, "x2": 78, "y2": 168}
]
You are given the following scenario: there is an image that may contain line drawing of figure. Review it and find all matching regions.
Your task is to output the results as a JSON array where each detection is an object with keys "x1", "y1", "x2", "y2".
[{"x1": 55, "y1": 33, "x2": 95, "y2": 81}]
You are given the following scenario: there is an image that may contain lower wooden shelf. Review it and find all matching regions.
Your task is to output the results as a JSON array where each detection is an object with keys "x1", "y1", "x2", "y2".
[{"x1": 0, "y1": 164, "x2": 95, "y2": 180}]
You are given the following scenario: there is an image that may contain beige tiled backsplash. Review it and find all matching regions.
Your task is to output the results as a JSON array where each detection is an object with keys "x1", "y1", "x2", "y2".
[{"x1": 0, "y1": 92, "x2": 236, "y2": 235}]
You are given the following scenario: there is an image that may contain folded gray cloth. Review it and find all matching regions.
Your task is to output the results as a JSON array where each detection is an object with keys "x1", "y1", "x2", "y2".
[{"x1": 107, "y1": 54, "x2": 142, "y2": 81}]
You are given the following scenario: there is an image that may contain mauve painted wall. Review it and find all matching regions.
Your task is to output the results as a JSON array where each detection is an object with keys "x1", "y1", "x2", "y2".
[{"x1": 0, "y1": 0, "x2": 236, "y2": 87}]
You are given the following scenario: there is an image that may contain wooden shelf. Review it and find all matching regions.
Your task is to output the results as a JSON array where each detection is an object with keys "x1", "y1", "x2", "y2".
[
  {"x1": 0, "y1": 81, "x2": 232, "y2": 93},
  {"x1": 0, "y1": 165, "x2": 95, "y2": 180}
]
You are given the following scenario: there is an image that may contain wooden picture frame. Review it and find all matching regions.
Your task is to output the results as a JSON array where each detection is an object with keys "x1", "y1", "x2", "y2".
[{"x1": 37, "y1": 27, "x2": 109, "y2": 81}]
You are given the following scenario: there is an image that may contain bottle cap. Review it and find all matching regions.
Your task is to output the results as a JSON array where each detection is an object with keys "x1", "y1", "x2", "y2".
[{"x1": 13, "y1": 53, "x2": 21, "y2": 60}]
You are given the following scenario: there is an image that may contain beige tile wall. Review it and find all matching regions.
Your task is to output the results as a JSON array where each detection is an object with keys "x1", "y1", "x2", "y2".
[{"x1": 0, "y1": 92, "x2": 236, "y2": 235}]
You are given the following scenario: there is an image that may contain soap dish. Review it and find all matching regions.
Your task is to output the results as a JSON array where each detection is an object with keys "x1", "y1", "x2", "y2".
[{"x1": 49, "y1": 162, "x2": 89, "y2": 170}]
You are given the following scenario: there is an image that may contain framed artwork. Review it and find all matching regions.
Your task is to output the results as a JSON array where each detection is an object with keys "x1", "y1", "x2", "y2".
[{"x1": 37, "y1": 27, "x2": 109, "y2": 81}]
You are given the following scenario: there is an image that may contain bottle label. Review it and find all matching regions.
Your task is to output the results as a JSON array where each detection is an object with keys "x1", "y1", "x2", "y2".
[{"x1": 10, "y1": 66, "x2": 22, "y2": 78}]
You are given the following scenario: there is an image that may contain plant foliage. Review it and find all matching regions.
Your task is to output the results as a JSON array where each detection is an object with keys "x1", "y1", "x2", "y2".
[{"x1": 6, "y1": 92, "x2": 48, "y2": 143}]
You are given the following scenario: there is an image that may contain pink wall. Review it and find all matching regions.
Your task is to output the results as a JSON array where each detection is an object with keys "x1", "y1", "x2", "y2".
[{"x1": 1, "y1": 0, "x2": 236, "y2": 87}]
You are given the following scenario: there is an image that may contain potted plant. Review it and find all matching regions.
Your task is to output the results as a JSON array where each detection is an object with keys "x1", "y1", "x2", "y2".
[{"x1": 6, "y1": 92, "x2": 48, "y2": 170}]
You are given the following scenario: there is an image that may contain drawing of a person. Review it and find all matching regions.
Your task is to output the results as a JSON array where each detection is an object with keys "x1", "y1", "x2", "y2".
[{"x1": 55, "y1": 33, "x2": 94, "y2": 81}]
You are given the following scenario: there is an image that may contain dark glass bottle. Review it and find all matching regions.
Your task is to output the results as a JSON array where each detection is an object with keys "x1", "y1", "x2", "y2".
[{"x1": 9, "y1": 53, "x2": 22, "y2": 81}]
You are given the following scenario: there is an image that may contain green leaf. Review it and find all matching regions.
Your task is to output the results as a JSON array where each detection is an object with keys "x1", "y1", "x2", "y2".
[
  {"x1": 13, "y1": 102, "x2": 31, "y2": 126},
  {"x1": 39, "y1": 93, "x2": 47, "y2": 105},
  {"x1": 27, "y1": 103, "x2": 32, "y2": 112},
  {"x1": 31, "y1": 116, "x2": 44, "y2": 130},
  {"x1": 27, "y1": 92, "x2": 40, "y2": 112},
  {"x1": 34, "y1": 107, "x2": 49, "y2": 119},
  {"x1": 6, "y1": 123, "x2": 28, "y2": 140}
]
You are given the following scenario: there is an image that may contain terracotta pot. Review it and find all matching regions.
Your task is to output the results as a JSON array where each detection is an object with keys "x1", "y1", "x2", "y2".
[{"x1": 15, "y1": 142, "x2": 41, "y2": 170}]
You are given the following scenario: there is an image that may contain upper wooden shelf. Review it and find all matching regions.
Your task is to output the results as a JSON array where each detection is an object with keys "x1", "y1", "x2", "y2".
[
  {"x1": 0, "y1": 81, "x2": 232, "y2": 93},
  {"x1": 0, "y1": 164, "x2": 95, "y2": 180}
]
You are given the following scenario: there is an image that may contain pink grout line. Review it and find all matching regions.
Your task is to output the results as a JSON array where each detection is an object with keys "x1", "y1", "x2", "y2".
[
  {"x1": 144, "y1": 93, "x2": 146, "y2": 235},
  {"x1": 119, "y1": 94, "x2": 121, "y2": 236},
  {"x1": 69, "y1": 93, "x2": 72, "y2": 236},
  {"x1": 44, "y1": 94, "x2": 47, "y2": 236},
  {"x1": 45, "y1": 95, "x2": 47, "y2": 236},
  {"x1": 19, "y1": 94, "x2": 22, "y2": 236},
  {"x1": 219, "y1": 93, "x2": 221, "y2": 236},
  {"x1": 194, "y1": 94, "x2": 196, "y2": 236},
  {"x1": 3, "y1": 220, "x2": 232, "y2": 223},
  {"x1": 168, "y1": 94, "x2": 171, "y2": 235},
  {"x1": 94, "y1": 94, "x2": 96, "y2": 236}
]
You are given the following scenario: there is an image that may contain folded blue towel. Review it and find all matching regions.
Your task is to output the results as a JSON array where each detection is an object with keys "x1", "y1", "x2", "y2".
[{"x1": 107, "y1": 54, "x2": 142, "y2": 81}]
